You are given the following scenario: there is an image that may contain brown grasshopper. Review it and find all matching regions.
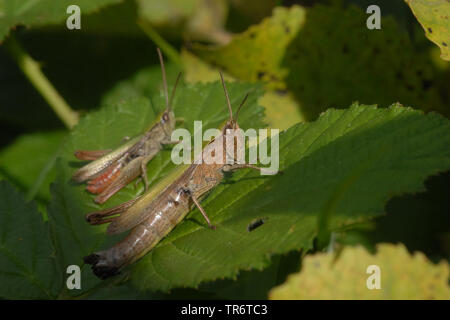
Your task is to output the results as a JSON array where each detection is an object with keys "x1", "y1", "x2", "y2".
[
  {"x1": 83, "y1": 72, "x2": 269, "y2": 279},
  {"x1": 72, "y1": 48, "x2": 181, "y2": 204}
]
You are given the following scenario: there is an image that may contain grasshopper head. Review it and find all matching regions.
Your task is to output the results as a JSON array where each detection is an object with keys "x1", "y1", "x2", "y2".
[
  {"x1": 222, "y1": 118, "x2": 238, "y2": 134},
  {"x1": 160, "y1": 109, "x2": 176, "y2": 133},
  {"x1": 219, "y1": 71, "x2": 249, "y2": 165}
]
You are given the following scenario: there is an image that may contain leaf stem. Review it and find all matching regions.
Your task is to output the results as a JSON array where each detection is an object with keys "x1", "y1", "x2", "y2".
[
  {"x1": 137, "y1": 19, "x2": 183, "y2": 68},
  {"x1": 26, "y1": 144, "x2": 61, "y2": 202},
  {"x1": 4, "y1": 35, "x2": 79, "y2": 129}
]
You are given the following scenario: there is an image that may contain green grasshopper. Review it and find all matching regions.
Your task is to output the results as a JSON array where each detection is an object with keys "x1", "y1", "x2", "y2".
[
  {"x1": 72, "y1": 48, "x2": 181, "y2": 204},
  {"x1": 84, "y1": 72, "x2": 269, "y2": 279}
]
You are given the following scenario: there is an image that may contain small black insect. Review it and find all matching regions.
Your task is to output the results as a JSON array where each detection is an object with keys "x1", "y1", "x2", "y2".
[{"x1": 247, "y1": 218, "x2": 267, "y2": 232}]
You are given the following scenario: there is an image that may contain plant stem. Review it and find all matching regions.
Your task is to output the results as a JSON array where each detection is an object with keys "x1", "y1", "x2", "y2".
[
  {"x1": 137, "y1": 19, "x2": 183, "y2": 68},
  {"x1": 5, "y1": 35, "x2": 79, "y2": 129}
]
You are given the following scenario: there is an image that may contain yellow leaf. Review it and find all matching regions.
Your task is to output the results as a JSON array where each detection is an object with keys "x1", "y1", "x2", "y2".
[
  {"x1": 270, "y1": 244, "x2": 450, "y2": 300},
  {"x1": 258, "y1": 91, "x2": 304, "y2": 129},
  {"x1": 192, "y1": 6, "x2": 306, "y2": 90},
  {"x1": 405, "y1": 0, "x2": 450, "y2": 61}
]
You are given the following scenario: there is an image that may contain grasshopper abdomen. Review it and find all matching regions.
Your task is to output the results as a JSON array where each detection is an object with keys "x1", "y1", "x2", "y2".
[{"x1": 84, "y1": 188, "x2": 192, "y2": 279}]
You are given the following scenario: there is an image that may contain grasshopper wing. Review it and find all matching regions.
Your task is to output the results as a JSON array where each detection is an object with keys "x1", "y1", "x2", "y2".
[
  {"x1": 85, "y1": 197, "x2": 141, "y2": 225},
  {"x1": 94, "y1": 157, "x2": 143, "y2": 204},
  {"x1": 106, "y1": 164, "x2": 191, "y2": 235},
  {"x1": 72, "y1": 136, "x2": 141, "y2": 183}
]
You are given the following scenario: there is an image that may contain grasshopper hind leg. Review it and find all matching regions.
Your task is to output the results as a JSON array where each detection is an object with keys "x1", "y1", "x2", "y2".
[{"x1": 74, "y1": 149, "x2": 112, "y2": 161}]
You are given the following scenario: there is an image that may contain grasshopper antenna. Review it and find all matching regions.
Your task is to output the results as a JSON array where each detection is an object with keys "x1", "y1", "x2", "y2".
[
  {"x1": 157, "y1": 48, "x2": 169, "y2": 110},
  {"x1": 234, "y1": 93, "x2": 249, "y2": 128},
  {"x1": 219, "y1": 71, "x2": 233, "y2": 121},
  {"x1": 168, "y1": 72, "x2": 182, "y2": 110}
]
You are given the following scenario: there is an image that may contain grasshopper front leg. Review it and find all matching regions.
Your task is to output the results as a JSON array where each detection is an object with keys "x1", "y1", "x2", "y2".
[
  {"x1": 182, "y1": 164, "x2": 267, "y2": 231},
  {"x1": 190, "y1": 193, "x2": 216, "y2": 230}
]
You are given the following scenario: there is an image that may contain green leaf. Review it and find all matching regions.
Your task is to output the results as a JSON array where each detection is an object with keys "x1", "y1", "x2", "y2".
[
  {"x1": 269, "y1": 244, "x2": 450, "y2": 299},
  {"x1": 0, "y1": 180, "x2": 61, "y2": 299},
  {"x1": 47, "y1": 81, "x2": 265, "y2": 296},
  {"x1": 0, "y1": 131, "x2": 66, "y2": 205},
  {"x1": 131, "y1": 103, "x2": 450, "y2": 292},
  {"x1": 49, "y1": 71, "x2": 450, "y2": 293},
  {"x1": 0, "y1": 0, "x2": 122, "y2": 42},
  {"x1": 405, "y1": 0, "x2": 450, "y2": 61}
]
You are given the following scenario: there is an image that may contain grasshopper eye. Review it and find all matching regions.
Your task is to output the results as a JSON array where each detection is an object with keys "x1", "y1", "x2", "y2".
[{"x1": 162, "y1": 112, "x2": 170, "y2": 123}]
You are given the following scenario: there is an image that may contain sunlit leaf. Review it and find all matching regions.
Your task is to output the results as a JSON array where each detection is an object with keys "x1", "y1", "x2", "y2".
[
  {"x1": 192, "y1": 5, "x2": 306, "y2": 89},
  {"x1": 405, "y1": 0, "x2": 450, "y2": 61},
  {"x1": 270, "y1": 244, "x2": 450, "y2": 299}
]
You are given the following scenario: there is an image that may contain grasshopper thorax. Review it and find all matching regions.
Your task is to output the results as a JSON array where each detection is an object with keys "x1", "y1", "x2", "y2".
[{"x1": 223, "y1": 121, "x2": 246, "y2": 165}]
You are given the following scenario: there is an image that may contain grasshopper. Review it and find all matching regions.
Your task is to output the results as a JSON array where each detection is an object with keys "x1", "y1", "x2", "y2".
[
  {"x1": 83, "y1": 72, "x2": 269, "y2": 279},
  {"x1": 72, "y1": 48, "x2": 181, "y2": 204}
]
